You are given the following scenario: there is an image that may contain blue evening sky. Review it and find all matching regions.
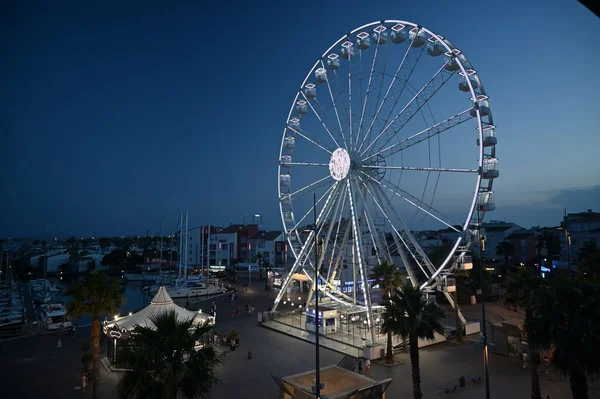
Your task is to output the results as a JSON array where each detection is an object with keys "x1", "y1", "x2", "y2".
[{"x1": 2, "y1": 0, "x2": 599, "y2": 238}]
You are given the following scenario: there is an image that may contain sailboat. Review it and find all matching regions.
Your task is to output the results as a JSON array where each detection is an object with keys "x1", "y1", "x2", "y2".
[{"x1": 146, "y1": 212, "x2": 226, "y2": 299}]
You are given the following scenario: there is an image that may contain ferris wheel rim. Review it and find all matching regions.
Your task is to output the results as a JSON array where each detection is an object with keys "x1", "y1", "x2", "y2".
[{"x1": 277, "y1": 19, "x2": 496, "y2": 295}]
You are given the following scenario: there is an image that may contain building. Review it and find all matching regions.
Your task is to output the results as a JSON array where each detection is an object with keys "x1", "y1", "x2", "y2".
[
  {"x1": 184, "y1": 225, "x2": 222, "y2": 267},
  {"x1": 248, "y1": 230, "x2": 282, "y2": 268},
  {"x1": 480, "y1": 221, "x2": 523, "y2": 260},
  {"x1": 562, "y1": 209, "x2": 600, "y2": 263},
  {"x1": 218, "y1": 224, "x2": 259, "y2": 263},
  {"x1": 505, "y1": 230, "x2": 537, "y2": 264}
]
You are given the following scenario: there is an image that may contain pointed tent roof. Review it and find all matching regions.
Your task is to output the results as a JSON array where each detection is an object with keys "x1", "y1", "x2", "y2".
[{"x1": 103, "y1": 286, "x2": 213, "y2": 333}]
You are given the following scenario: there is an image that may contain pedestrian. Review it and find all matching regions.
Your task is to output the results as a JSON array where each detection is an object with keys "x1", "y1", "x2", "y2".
[
  {"x1": 522, "y1": 351, "x2": 528, "y2": 368},
  {"x1": 358, "y1": 360, "x2": 363, "y2": 375},
  {"x1": 365, "y1": 359, "x2": 371, "y2": 377},
  {"x1": 56, "y1": 338, "x2": 62, "y2": 351},
  {"x1": 543, "y1": 354, "x2": 550, "y2": 374},
  {"x1": 81, "y1": 372, "x2": 87, "y2": 392}
]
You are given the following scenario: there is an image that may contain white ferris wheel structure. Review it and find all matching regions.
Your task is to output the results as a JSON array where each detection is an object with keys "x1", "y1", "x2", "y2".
[{"x1": 273, "y1": 20, "x2": 498, "y2": 344}]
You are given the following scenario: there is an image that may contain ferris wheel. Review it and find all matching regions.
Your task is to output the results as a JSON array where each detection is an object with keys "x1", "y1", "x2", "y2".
[{"x1": 273, "y1": 20, "x2": 498, "y2": 343}]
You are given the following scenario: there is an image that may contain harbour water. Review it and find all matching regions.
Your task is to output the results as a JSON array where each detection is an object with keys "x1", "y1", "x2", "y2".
[{"x1": 45, "y1": 277, "x2": 219, "y2": 326}]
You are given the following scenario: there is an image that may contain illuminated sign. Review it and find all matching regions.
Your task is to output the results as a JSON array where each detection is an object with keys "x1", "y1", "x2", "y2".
[{"x1": 109, "y1": 330, "x2": 122, "y2": 339}]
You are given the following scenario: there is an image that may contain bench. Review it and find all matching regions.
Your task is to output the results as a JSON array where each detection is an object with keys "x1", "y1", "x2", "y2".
[
  {"x1": 443, "y1": 385, "x2": 457, "y2": 393},
  {"x1": 470, "y1": 376, "x2": 482, "y2": 384}
]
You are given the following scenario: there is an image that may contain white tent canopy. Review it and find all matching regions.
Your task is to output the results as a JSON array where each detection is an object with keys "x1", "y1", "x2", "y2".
[{"x1": 103, "y1": 286, "x2": 214, "y2": 334}]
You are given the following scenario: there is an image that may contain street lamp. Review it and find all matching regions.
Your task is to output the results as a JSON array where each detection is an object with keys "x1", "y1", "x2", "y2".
[
  {"x1": 477, "y1": 208, "x2": 491, "y2": 399},
  {"x1": 253, "y1": 214, "x2": 262, "y2": 229}
]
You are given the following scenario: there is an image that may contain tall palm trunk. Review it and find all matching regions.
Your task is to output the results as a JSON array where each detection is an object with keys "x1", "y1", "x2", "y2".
[
  {"x1": 454, "y1": 290, "x2": 463, "y2": 343},
  {"x1": 569, "y1": 366, "x2": 588, "y2": 399},
  {"x1": 409, "y1": 332, "x2": 422, "y2": 399},
  {"x1": 386, "y1": 331, "x2": 393, "y2": 363},
  {"x1": 525, "y1": 307, "x2": 541, "y2": 399},
  {"x1": 91, "y1": 316, "x2": 101, "y2": 399}
]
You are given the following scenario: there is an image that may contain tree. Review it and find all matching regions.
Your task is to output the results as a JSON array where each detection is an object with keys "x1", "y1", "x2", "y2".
[
  {"x1": 67, "y1": 236, "x2": 77, "y2": 251},
  {"x1": 504, "y1": 267, "x2": 544, "y2": 399},
  {"x1": 117, "y1": 310, "x2": 220, "y2": 399},
  {"x1": 32, "y1": 239, "x2": 40, "y2": 248},
  {"x1": 536, "y1": 231, "x2": 561, "y2": 260},
  {"x1": 102, "y1": 249, "x2": 128, "y2": 268},
  {"x1": 81, "y1": 239, "x2": 89, "y2": 255},
  {"x1": 496, "y1": 240, "x2": 515, "y2": 269},
  {"x1": 381, "y1": 285, "x2": 445, "y2": 399},
  {"x1": 578, "y1": 244, "x2": 600, "y2": 285},
  {"x1": 66, "y1": 273, "x2": 124, "y2": 399},
  {"x1": 369, "y1": 261, "x2": 403, "y2": 363},
  {"x1": 264, "y1": 260, "x2": 272, "y2": 290},
  {"x1": 98, "y1": 237, "x2": 111, "y2": 254},
  {"x1": 530, "y1": 275, "x2": 600, "y2": 399}
]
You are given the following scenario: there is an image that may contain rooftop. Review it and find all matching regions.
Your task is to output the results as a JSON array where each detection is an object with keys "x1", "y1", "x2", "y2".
[{"x1": 280, "y1": 365, "x2": 390, "y2": 399}]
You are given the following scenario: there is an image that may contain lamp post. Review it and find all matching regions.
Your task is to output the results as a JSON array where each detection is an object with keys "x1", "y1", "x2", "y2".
[
  {"x1": 563, "y1": 208, "x2": 571, "y2": 271},
  {"x1": 478, "y1": 207, "x2": 491, "y2": 399},
  {"x1": 314, "y1": 194, "x2": 321, "y2": 399}
]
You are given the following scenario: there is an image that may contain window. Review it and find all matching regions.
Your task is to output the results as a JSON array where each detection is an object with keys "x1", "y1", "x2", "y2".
[
  {"x1": 190, "y1": 250, "x2": 192, "y2": 255},
  {"x1": 520, "y1": 240, "x2": 526, "y2": 247},
  {"x1": 189, "y1": 258, "x2": 192, "y2": 262}
]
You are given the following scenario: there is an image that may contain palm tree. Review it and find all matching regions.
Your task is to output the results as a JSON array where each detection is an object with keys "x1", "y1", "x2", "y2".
[
  {"x1": 504, "y1": 267, "x2": 544, "y2": 399},
  {"x1": 81, "y1": 238, "x2": 89, "y2": 255},
  {"x1": 117, "y1": 310, "x2": 221, "y2": 399},
  {"x1": 255, "y1": 253, "x2": 264, "y2": 281},
  {"x1": 381, "y1": 285, "x2": 445, "y2": 399},
  {"x1": 98, "y1": 237, "x2": 111, "y2": 254},
  {"x1": 531, "y1": 275, "x2": 600, "y2": 399},
  {"x1": 369, "y1": 261, "x2": 403, "y2": 363},
  {"x1": 263, "y1": 260, "x2": 272, "y2": 290},
  {"x1": 66, "y1": 273, "x2": 124, "y2": 399},
  {"x1": 496, "y1": 240, "x2": 515, "y2": 270}
]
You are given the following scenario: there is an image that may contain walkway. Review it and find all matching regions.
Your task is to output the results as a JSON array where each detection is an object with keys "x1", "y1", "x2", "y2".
[{"x1": 21, "y1": 283, "x2": 37, "y2": 325}]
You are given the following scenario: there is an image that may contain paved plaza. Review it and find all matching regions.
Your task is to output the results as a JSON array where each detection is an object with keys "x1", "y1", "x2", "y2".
[{"x1": 1, "y1": 281, "x2": 597, "y2": 398}]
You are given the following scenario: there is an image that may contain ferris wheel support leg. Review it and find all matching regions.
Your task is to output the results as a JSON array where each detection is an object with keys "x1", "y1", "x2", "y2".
[
  {"x1": 272, "y1": 231, "x2": 315, "y2": 313},
  {"x1": 347, "y1": 179, "x2": 377, "y2": 345},
  {"x1": 442, "y1": 291, "x2": 467, "y2": 324}
]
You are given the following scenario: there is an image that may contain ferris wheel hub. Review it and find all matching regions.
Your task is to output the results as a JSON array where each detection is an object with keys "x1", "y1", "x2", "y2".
[{"x1": 328, "y1": 148, "x2": 351, "y2": 181}]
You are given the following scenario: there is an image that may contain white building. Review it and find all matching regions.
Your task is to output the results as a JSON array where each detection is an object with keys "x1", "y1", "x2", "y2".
[
  {"x1": 480, "y1": 221, "x2": 523, "y2": 260},
  {"x1": 562, "y1": 209, "x2": 600, "y2": 263}
]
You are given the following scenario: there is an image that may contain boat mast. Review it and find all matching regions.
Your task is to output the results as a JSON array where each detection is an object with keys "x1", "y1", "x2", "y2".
[
  {"x1": 206, "y1": 224, "x2": 211, "y2": 279},
  {"x1": 159, "y1": 217, "x2": 164, "y2": 274},
  {"x1": 178, "y1": 213, "x2": 183, "y2": 283},
  {"x1": 184, "y1": 211, "x2": 189, "y2": 282}
]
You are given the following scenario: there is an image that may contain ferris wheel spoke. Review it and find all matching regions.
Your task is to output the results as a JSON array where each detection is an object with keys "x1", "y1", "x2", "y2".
[
  {"x1": 363, "y1": 165, "x2": 478, "y2": 173},
  {"x1": 362, "y1": 107, "x2": 475, "y2": 162},
  {"x1": 347, "y1": 178, "x2": 376, "y2": 339},
  {"x1": 358, "y1": 34, "x2": 425, "y2": 154},
  {"x1": 352, "y1": 175, "x2": 391, "y2": 265},
  {"x1": 320, "y1": 60, "x2": 348, "y2": 151},
  {"x1": 287, "y1": 126, "x2": 333, "y2": 155},
  {"x1": 287, "y1": 182, "x2": 338, "y2": 235},
  {"x1": 359, "y1": 176, "x2": 431, "y2": 280},
  {"x1": 360, "y1": 171, "x2": 461, "y2": 233},
  {"x1": 360, "y1": 59, "x2": 455, "y2": 158},
  {"x1": 287, "y1": 175, "x2": 333, "y2": 200},
  {"x1": 326, "y1": 184, "x2": 349, "y2": 283},
  {"x1": 284, "y1": 162, "x2": 329, "y2": 167},
  {"x1": 355, "y1": 26, "x2": 389, "y2": 153},
  {"x1": 300, "y1": 92, "x2": 342, "y2": 149}
]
